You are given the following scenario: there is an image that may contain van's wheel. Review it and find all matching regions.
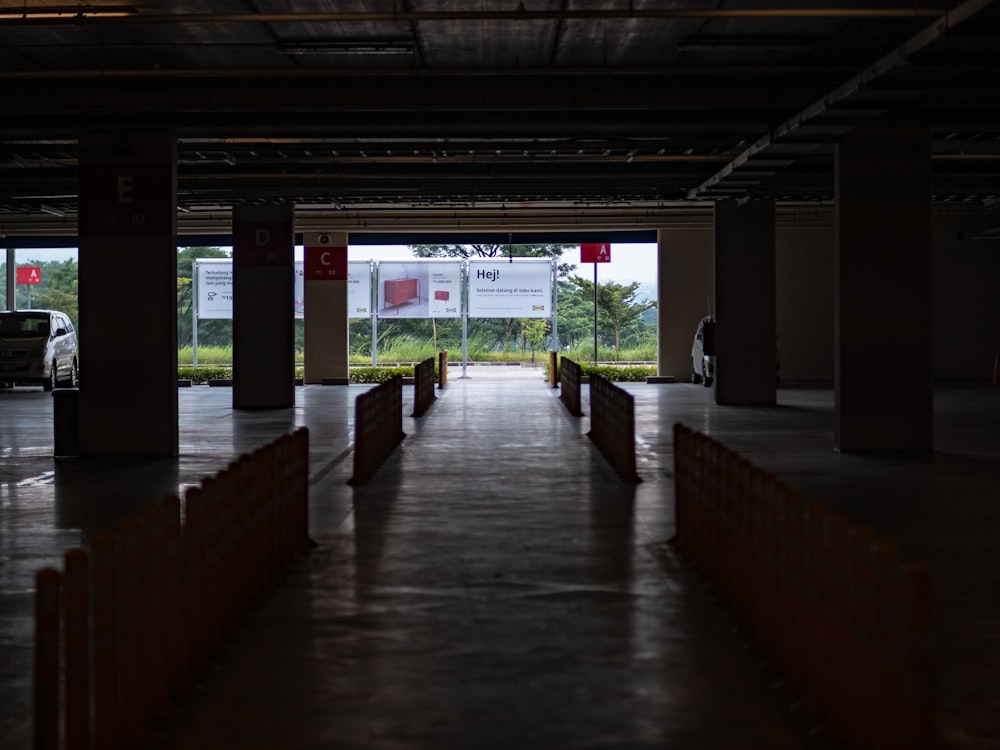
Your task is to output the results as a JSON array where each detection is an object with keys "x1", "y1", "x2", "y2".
[
  {"x1": 44, "y1": 362, "x2": 57, "y2": 392},
  {"x1": 691, "y1": 358, "x2": 702, "y2": 384},
  {"x1": 68, "y1": 360, "x2": 78, "y2": 388}
]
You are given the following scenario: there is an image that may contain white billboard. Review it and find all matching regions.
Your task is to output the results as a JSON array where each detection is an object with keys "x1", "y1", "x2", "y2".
[
  {"x1": 377, "y1": 260, "x2": 462, "y2": 318},
  {"x1": 467, "y1": 259, "x2": 552, "y2": 318},
  {"x1": 195, "y1": 259, "x2": 234, "y2": 320},
  {"x1": 348, "y1": 261, "x2": 373, "y2": 318},
  {"x1": 195, "y1": 258, "x2": 304, "y2": 319}
]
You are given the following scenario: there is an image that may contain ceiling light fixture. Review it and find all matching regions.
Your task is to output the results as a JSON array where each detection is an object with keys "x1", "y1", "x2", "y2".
[
  {"x1": 280, "y1": 40, "x2": 415, "y2": 56},
  {"x1": 0, "y1": 5, "x2": 138, "y2": 21}
]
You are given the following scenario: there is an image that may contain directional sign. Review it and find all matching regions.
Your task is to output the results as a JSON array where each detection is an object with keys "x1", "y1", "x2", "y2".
[
  {"x1": 581, "y1": 243, "x2": 611, "y2": 263},
  {"x1": 16, "y1": 266, "x2": 42, "y2": 284}
]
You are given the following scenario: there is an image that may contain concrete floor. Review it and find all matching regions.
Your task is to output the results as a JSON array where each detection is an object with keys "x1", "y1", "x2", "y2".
[{"x1": 1, "y1": 371, "x2": 998, "y2": 749}]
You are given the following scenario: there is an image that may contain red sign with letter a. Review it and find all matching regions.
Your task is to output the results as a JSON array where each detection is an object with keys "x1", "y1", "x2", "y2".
[
  {"x1": 305, "y1": 245, "x2": 348, "y2": 280},
  {"x1": 581, "y1": 243, "x2": 611, "y2": 263},
  {"x1": 16, "y1": 266, "x2": 42, "y2": 284}
]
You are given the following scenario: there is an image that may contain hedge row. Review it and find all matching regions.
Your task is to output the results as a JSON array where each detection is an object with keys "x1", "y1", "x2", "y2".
[
  {"x1": 177, "y1": 365, "x2": 416, "y2": 385},
  {"x1": 178, "y1": 363, "x2": 650, "y2": 384}
]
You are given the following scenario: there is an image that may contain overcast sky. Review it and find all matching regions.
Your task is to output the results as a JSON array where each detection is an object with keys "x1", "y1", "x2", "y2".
[{"x1": 13, "y1": 242, "x2": 658, "y2": 285}]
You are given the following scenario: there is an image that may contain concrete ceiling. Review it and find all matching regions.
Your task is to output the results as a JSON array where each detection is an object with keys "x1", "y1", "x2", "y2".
[{"x1": 0, "y1": 0, "x2": 998, "y2": 236}]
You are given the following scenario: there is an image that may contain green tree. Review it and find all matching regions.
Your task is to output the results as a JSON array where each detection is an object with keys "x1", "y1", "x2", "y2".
[
  {"x1": 568, "y1": 277, "x2": 655, "y2": 359},
  {"x1": 519, "y1": 318, "x2": 549, "y2": 363}
]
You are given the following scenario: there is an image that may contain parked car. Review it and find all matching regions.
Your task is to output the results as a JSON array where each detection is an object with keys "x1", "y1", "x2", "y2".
[
  {"x1": 691, "y1": 315, "x2": 716, "y2": 387},
  {"x1": 0, "y1": 310, "x2": 79, "y2": 391}
]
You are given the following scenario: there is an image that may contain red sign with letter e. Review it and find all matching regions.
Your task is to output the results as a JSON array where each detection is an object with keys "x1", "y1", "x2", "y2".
[
  {"x1": 16, "y1": 266, "x2": 41, "y2": 284},
  {"x1": 305, "y1": 245, "x2": 348, "y2": 280},
  {"x1": 581, "y1": 243, "x2": 611, "y2": 263}
]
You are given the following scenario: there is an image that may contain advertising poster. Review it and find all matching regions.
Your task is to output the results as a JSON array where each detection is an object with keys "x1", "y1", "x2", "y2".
[
  {"x1": 294, "y1": 261, "x2": 304, "y2": 318},
  {"x1": 377, "y1": 260, "x2": 462, "y2": 318},
  {"x1": 196, "y1": 258, "x2": 305, "y2": 319},
  {"x1": 467, "y1": 259, "x2": 552, "y2": 318},
  {"x1": 348, "y1": 261, "x2": 373, "y2": 318},
  {"x1": 195, "y1": 259, "x2": 234, "y2": 320},
  {"x1": 426, "y1": 261, "x2": 462, "y2": 317}
]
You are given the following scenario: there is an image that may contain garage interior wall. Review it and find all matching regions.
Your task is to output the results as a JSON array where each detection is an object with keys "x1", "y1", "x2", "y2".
[
  {"x1": 776, "y1": 226, "x2": 835, "y2": 384},
  {"x1": 657, "y1": 227, "x2": 714, "y2": 381},
  {"x1": 932, "y1": 221, "x2": 1000, "y2": 382}
]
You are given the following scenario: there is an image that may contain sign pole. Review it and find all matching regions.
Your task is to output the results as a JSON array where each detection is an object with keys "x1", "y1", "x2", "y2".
[
  {"x1": 191, "y1": 261, "x2": 199, "y2": 367},
  {"x1": 593, "y1": 262, "x2": 598, "y2": 364},
  {"x1": 581, "y1": 243, "x2": 611, "y2": 363}
]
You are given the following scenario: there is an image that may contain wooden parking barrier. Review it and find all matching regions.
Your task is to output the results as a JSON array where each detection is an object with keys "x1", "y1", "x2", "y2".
[
  {"x1": 91, "y1": 531, "x2": 120, "y2": 750},
  {"x1": 670, "y1": 424, "x2": 935, "y2": 746},
  {"x1": 773, "y1": 483, "x2": 802, "y2": 679},
  {"x1": 843, "y1": 525, "x2": 876, "y2": 743},
  {"x1": 350, "y1": 375, "x2": 405, "y2": 485},
  {"x1": 63, "y1": 548, "x2": 90, "y2": 750},
  {"x1": 30, "y1": 427, "x2": 316, "y2": 750},
  {"x1": 819, "y1": 512, "x2": 850, "y2": 712},
  {"x1": 183, "y1": 484, "x2": 208, "y2": 671},
  {"x1": 34, "y1": 567, "x2": 61, "y2": 750},
  {"x1": 899, "y1": 561, "x2": 935, "y2": 750},
  {"x1": 117, "y1": 516, "x2": 150, "y2": 746},
  {"x1": 548, "y1": 350, "x2": 558, "y2": 388},
  {"x1": 870, "y1": 541, "x2": 904, "y2": 750},
  {"x1": 295, "y1": 427, "x2": 313, "y2": 552},
  {"x1": 671, "y1": 423, "x2": 689, "y2": 545},
  {"x1": 439, "y1": 350, "x2": 449, "y2": 388},
  {"x1": 587, "y1": 373, "x2": 640, "y2": 483},
  {"x1": 558, "y1": 356, "x2": 583, "y2": 417},
  {"x1": 142, "y1": 501, "x2": 170, "y2": 719},
  {"x1": 162, "y1": 495, "x2": 187, "y2": 696},
  {"x1": 801, "y1": 501, "x2": 830, "y2": 708},
  {"x1": 412, "y1": 356, "x2": 437, "y2": 417}
]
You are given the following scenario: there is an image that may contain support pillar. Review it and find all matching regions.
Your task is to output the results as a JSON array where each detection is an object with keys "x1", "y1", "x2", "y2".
[
  {"x1": 303, "y1": 231, "x2": 349, "y2": 385},
  {"x1": 656, "y1": 227, "x2": 714, "y2": 380},
  {"x1": 78, "y1": 131, "x2": 178, "y2": 456},
  {"x1": 715, "y1": 200, "x2": 777, "y2": 405},
  {"x1": 5, "y1": 248, "x2": 14, "y2": 309},
  {"x1": 836, "y1": 128, "x2": 932, "y2": 452},
  {"x1": 232, "y1": 205, "x2": 295, "y2": 409}
]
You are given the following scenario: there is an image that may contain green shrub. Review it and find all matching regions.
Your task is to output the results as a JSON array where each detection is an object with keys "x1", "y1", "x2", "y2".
[
  {"x1": 177, "y1": 365, "x2": 232, "y2": 384},
  {"x1": 544, "y1": 357, "x2": 655, "y2": 383},
  {"x1": 349, "y1": 366, "x2": 414, "y2": 384},
  {"x1": 583, "y1": 364, "x2": 656, "y2": 382}
]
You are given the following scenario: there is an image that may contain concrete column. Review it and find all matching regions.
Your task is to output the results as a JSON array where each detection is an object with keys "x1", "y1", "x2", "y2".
[
  {"x1": 303, "y1": 231, "x2": 349, "y2": 384},
  {"x1": 232, "y1": 205, "x2": 295, "y2": 409},
  {"x1": 715, "y1": 200, "x2": 777, "y2": 405},
  {"x1": 5, "y1": 248, "x2": 14, "y2": 309},
  {"x1": 77, "y1": 131, "x2": 178, "y2": 456},
  {"x1": 835, "y1": 128, "x2": 932, "y2": 452},
  {"x1": 656, "y1": 227, "x2": 714, "y2": 380}
]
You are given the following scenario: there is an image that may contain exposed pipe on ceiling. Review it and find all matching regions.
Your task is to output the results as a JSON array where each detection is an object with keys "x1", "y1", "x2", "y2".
[{"x1": 0, "y1": 6, "x2": 949, "y2": 27}]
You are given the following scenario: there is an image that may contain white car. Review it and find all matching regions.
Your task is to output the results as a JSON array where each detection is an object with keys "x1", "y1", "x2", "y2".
[
  {"x1": 691, "y1": 315, "x2": 716, "y2": 387},
  {"x1": 0, "y1": 310, "x2": 79, "y2": 391}
]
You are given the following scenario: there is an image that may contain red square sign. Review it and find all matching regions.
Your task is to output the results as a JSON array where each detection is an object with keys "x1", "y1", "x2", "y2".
[
  {"x1": 16, "y1": 266, "x2": 41, "y2": 284},
  {"x1": 581, "y1": 243, "x2": 611, "y2": 263},
  {"x1": 305, "y1": 245, "x2": 348, "y2": 280}
]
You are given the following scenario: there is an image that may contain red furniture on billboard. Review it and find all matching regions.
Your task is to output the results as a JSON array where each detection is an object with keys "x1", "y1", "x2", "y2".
[{"x1": 384, "y1": 278, "x2": 419, "y2": 312}]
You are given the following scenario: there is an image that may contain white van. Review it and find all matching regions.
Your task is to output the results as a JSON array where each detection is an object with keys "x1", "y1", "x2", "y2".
[
  {"x1": 0, "y1": 310, "x2": 79, "y2": 391},
  {"x1": 690, "y1": 315, "x2": 716, "y2": 387}
]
